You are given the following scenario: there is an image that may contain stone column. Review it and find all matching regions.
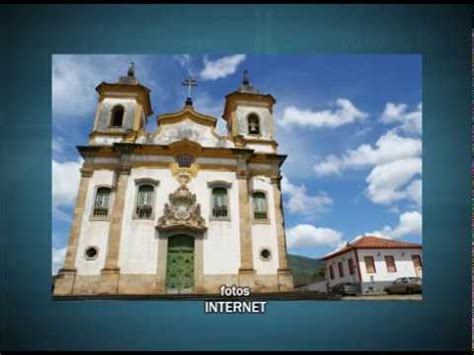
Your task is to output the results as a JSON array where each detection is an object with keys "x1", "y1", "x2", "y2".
[
  {"x1": 271, "y1": 175, "x2": 294, "y2": 291},
  {"x1": 98, "y1": 165, "x2": 130, "y2": 294},
  {"x1": 54, "y1": 167, "x2": 93, "y2": 296},
  {"x1": 236, "y1": 153, "x2": 255, "y2": 288}
]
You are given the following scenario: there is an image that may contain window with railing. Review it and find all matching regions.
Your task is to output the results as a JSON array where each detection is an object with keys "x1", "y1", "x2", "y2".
[
  {"x1": 253, "y1": 192, "x2": 267, "y2": 220},
  {"x1": 212, "y1": 187, "x2": 228, "y2": 218},
  {"x1": 135, "y1": 184, "x2": 154, "y2": 219},
  {"x1": 93, "y1": 187, "x2": 111, "y2": 218}
]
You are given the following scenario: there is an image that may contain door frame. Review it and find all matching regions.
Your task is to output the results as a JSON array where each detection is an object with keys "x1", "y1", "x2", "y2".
[{"x1": 156, "y1": 229, "x2": 204, "y2": 294}]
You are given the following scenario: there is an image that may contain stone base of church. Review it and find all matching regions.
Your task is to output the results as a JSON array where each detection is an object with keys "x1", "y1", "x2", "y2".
[
  {"x1": 53, "y1": 268, "x2": 77, "y2": 296},
  {"x1": 53, "y1": 271, "x2": 295, "y2": 297},
  {"x1": 97, "y1": 268, "x2": 121, "y2": 295},
  {"x1": 277, "y1": 268, "x2": 295, "y2": 291}
]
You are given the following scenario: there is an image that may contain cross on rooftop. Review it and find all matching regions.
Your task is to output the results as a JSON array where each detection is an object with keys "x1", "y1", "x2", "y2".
[{"x1": 182, "y1": 76, "x2": 198, "y2": 106}]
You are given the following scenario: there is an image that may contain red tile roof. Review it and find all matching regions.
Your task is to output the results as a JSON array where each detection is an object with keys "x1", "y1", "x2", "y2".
[{"x1": 323, "y1": 236, "x2": 421, "y2": 260}]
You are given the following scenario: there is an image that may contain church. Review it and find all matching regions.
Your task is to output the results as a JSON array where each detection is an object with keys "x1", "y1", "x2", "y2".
[{"x1": 53, "y1": 64, "x2": 294, "y2": 296}]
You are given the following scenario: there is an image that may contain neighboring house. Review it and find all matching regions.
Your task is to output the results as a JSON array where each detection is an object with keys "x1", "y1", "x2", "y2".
[
  {"x1": 322, "y1": 236, "x2": 422, "y2": 294},
  {"x1": 53, "y1": 66, "x2": 294, "y2": 297}
]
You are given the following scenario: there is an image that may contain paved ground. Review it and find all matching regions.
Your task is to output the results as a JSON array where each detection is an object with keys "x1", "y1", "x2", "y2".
[{"x1": 342, "y1": 294, "x2": 422, "y2": 301}]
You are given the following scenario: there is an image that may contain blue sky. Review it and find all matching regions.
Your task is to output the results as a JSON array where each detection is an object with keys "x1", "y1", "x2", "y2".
[{"x1": 52, "y1": 54, "x2": 422, "y2": 273}]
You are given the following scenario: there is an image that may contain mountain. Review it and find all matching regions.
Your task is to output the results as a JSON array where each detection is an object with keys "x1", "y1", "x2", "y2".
[{"x1": 288, "y1": 254, "x2": 326, "y2": 287}]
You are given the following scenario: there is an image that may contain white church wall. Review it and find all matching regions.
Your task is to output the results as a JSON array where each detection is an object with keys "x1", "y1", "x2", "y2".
[
  {"x1": 75, "y1": 169, "x2": 114, "y2": 275},
  {"x1": 250, "y1": 175, "x2": 279, "y2": 275},
  {"x1": 188, "y1": 170, "x2": 241, "y2": 275},
  {"x1": 245, "y1": 143, "x2": 275, "y2": 153},
  {"x1": 119, "y1": 167, "x2": 179, "y2": 274}
]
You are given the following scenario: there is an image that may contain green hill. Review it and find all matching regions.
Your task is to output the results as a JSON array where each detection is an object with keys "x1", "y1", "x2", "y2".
[{"x1": 288, "y1": 254, "x2": 326, "y2": 287}]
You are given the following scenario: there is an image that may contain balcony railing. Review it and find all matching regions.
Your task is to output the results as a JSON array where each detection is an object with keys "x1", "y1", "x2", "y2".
[
  {"x1": 212, "y1": 206, "x2": 228, "y2": 218},
  {"x1": 136, "y1": 205, "x2": 153, "y2": 219},
  {"x1": 93, "y1": 207, "x2": 108, "y2": 217}
]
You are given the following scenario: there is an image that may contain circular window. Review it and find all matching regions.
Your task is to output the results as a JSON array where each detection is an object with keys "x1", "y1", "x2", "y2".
[
  {"x1": 260, "y1": 249, "x2": 271, "y2": 261},
  {"x1": 85, "y1": 247, "x2": 98, "y2": 260}
]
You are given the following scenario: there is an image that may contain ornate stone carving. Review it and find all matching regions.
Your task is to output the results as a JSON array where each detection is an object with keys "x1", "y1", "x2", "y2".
[{"x1": 156, "y1": 185, "x2": 206, "y2": 234}]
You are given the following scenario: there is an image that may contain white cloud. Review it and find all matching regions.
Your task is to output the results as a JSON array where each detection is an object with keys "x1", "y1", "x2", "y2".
[
  {"x1": 53, "y1": 55, "x2": 157, "y2": 119},
  {"x1": 199, "y1": 54, "x2": 246, "y2": 81},
  {"x1": 52, "y1": 246, "x2": 67, "y2": 275},
  {"x1": 281, "y1": 175, "x2": 332, "y2": 215},
  {"x1": 381, "y1": 102, "x2": 422, "y2": 135},
  {"x1": 279, "y1": 98, "x2": 368, "y2": 129},
  {"x1": 365, "y1": 157, "x2": 421, "y2": 205},
  {"x1": 174, "y1": 54, "x2": 194, "y2": 76},
  {"x1": 52, "y1": 159, "x2": 82, "y2": 208},
  {"x1": 287, "y1": 224, "x2": 343, "y2": 249},
  {"x1": 314, "y1": 130, "x2": 421, "y2": 176},
  {"x1": 313, "y1": 130, "x2": 422, "y2": 207},
  {"x1": 369, "y1": 211, "x2": 422, "y2": 239}
]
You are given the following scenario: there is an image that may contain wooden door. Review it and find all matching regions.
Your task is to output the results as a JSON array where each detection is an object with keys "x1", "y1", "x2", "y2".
[{"x1": 166, "y1": 235, "x2": 195, "y2": 293}]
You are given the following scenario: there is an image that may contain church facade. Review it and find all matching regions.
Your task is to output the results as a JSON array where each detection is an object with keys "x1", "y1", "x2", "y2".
[{"x1": 53, "y1": 66, "x2": 294, "y2": 296}]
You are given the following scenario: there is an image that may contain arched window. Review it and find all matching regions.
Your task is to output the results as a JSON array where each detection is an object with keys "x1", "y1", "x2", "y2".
[
  {"x1": 252, "y1": 191, "x2": 267, "y2": 220},
  {"x1": 212, "y1": 187, "x2": 228, "y2": 218},
  {"x1": 136, "y1": 184, "x2": 154, "y2": 219},
  {"x1": 247, "y1": 113, "x2": 260, "y2": 135},
  {"x1": 111, "y1": 105, "x2": 124, "y2": 127},
  {"x1": 93, "y1": 187, "x2": 111, "y2": 217}
]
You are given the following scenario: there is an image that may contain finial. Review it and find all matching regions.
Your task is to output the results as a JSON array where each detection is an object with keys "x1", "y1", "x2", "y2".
[
  {"x1": 242, "y1": 69, "x2": 250, "y2": 85},
  {"x1": 127, "y1": 62, "x2": 135, "y2": 77}
]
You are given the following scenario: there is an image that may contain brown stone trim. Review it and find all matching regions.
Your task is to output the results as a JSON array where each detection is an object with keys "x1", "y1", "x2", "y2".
[
  {"x1": 156, "y1": 234, "x2": 168, "y2": 293},
  {"x1": 237, "y1": 177, "x2": 253, "y2": 271},
  {"x1": 62, "y1": 171, "x2": 92, "y2": 270},
  {"x1": 99, "y1": 167, "x2": 130, "y2": 293},
  {"x1": 157, "y1": 105, "x2": 217, "y2": 127},
  {"x1": 271, "y1": 177, "x2": 289, "y2": 270}
]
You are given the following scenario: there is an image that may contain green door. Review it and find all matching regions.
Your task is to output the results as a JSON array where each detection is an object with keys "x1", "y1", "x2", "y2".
[{"x1": 166, "y1": 235, "x2": 194, "y2": 293}]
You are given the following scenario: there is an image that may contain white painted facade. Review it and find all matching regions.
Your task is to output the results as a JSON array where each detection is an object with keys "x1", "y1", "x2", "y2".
[
  {"x1": 325, "y1": 250, "x2": 360, "y2": 288},
  {"x1": 56, "y1": 69, "x2": 294, "y2": 296},
  {"x1": 356, "y1": 248, "x2": 423, "y2": 282},
  {"x1": 324, "y1": 246, "x2": 423, "y2": 293}
]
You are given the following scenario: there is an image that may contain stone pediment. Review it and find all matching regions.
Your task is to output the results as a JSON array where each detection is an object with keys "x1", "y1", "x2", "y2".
[
  {"x1": 156, "y1": 185, "x2": 207, "y2": 234},
  {"x1": 157, "y1": 105, "x2": 217, "y2": 128}
]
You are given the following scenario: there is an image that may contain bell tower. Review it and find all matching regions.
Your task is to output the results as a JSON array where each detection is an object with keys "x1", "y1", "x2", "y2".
[
  {"x1": 89, "y1": 63, "x2": 153, "y2": 145},
  {"x1": 222, "y1": 70, "x2": 277, "y2": 153}
]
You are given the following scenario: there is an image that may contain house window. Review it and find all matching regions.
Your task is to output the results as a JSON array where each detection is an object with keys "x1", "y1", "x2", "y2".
[
  {"x1": 111, "y1": 105, "x2": 124, "y2": 127},
  {"x1": 338, "y1": 261, "x2": 344, "y2": 278},
  {"x1": 252, "y1": 191, "x2": 267, "y2": 220},
  {"x1": 247, "y1": 113, "x2": 260, "y2": 135},
  {"x1": 212, "y1": 187, "x2": 228, "y2": 218},
  {"x1": 93, "y1": 187, "x2": 111, "y2": 218},
  {"x1": 348, "y1": 258, "x2": 355, "y2": 275},
  {"x1": 364, "y1": 256, "x2": 376, "y2": 274},
  {"x1": 177, "y1": 154, "x2": 194, "y2": 168},
  {"x1": 329, "y1": 265, "x2": 335, "y2": 280},
  {"x1": 135, "y1": 184, "x2": 154, "y2": 219},
  {"x1": 385, "y1": 255, "x2": 397, "y2": 273}
]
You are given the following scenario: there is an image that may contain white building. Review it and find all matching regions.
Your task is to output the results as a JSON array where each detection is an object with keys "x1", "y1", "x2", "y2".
[
  {"x1": 322, "y1": 236, "x2": 422, "y2": 294},
  {"x1": 53, "y1": 66, "x2": 294, "y2": 296}
]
